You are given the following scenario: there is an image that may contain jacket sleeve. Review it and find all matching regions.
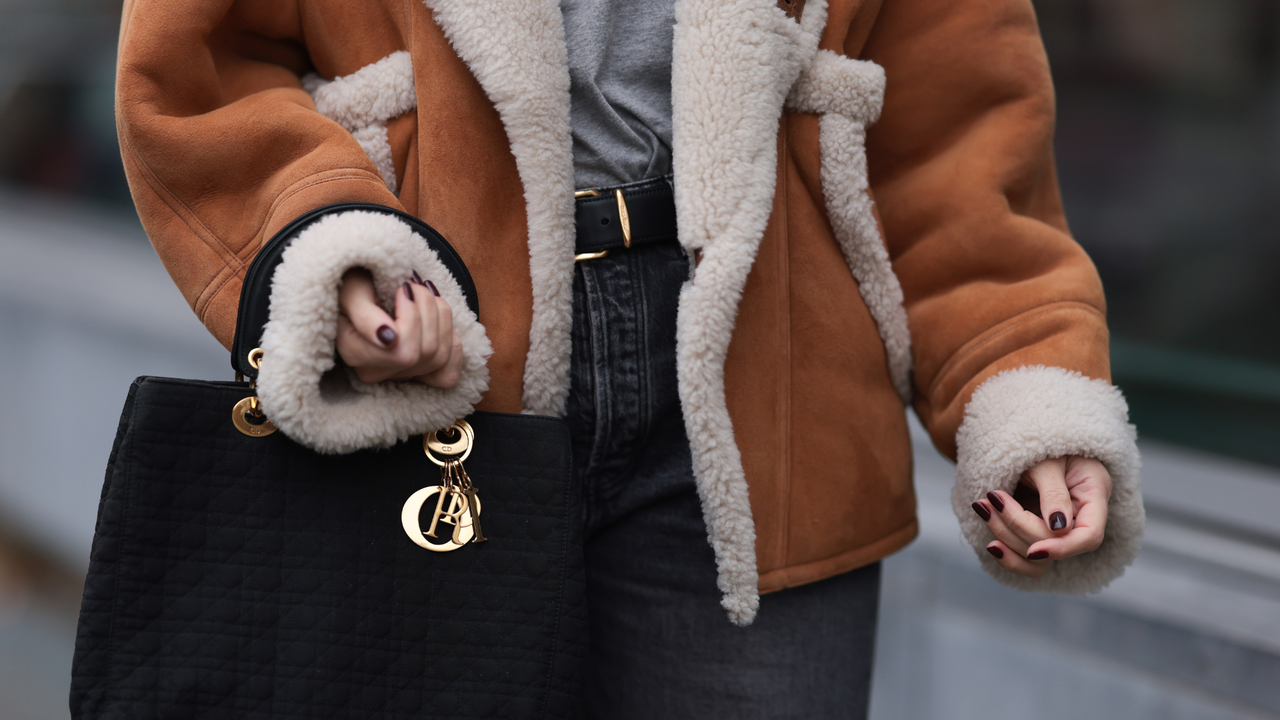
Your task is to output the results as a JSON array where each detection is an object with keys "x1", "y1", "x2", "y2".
[
  {"x1": 117, "y1": 0, "x2": 492, "y2": 453},
  {"x1": 860, "y1": 0, "x2": 1143, "y2": 593}
]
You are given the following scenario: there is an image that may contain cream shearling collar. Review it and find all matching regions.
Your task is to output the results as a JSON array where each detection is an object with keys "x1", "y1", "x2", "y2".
[{"x1": 421, "y1": 0, "x2": 831, "y2": 625}]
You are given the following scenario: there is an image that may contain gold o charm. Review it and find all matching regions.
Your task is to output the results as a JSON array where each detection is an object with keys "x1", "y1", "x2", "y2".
[
  {"x1": 232, "y1": 397, "x2": 277, "y2": 437},
  {"x1": 401, "y1": 486, "x2": 482, "y2": 552}
]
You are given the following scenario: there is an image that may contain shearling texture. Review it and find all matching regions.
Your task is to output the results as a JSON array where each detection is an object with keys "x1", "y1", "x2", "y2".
[
  {"x1": 350, "y1": 125, "x2": 398, "y2": 194},
  {"x1": 423, "y1": 0, "x2": 577, "y2": 418},
  {"x1": 672, "y1": 0, "x2": 828, "y2": 625},
  {"x1": 954, "y1": 365, "x2": 1143, "y2": 593},
  {"x1": 256, "y1": 210, "x2": 493, "y2": 454},
  {"x1": 787, "y1": 49, "x2": 885, "y2": 120},
  {"x1": 303, "y1": 51, "x2": 418, "y2": 194},
  {"x1": 304, "y1": 51, "x2": 417, "y2": 132},
  {"x1": 787, "y1": 51, "x2": 913, "y2": 401}
]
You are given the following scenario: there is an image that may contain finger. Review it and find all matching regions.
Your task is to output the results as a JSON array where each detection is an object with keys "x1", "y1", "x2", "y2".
[
  {"x1": 392, "y1": 279, "x2": 454, "y2": 379},
  {"x1": 986, "y1": 490, "x2": 1054, "y2": 549},
  {"x1": 1065, "y1": 456, "x2": 1114, "y2": 501},
  {"x1": 419, "y1": 331, "x2": 464, "y2": 389},
  {"x1": 339, "y1": 270, "x2": 398, "y2": 349},
  {"x1": 1023, "y1": 458, "x2": 1074, "y2": 535},
  {"x1": 392, "y1": 282, "x2": 423, "y2": 367},
  {"x1": 972, "y1": 499, "x2": 1031, "y2": 556},
  {"x1": 335, "y1": 315, "x2": 397, "y2": 382},
  {"x1": 336, "y1": 314, "x2": 375, "y2": 364},
  {"x1": 425, "y1": 294, "x2": 455, "y2": 371},
  {"x1": 984, "y1": 541, "x2": 1049, "y2": 578},
  {"x1": 413, "y1": 284, "x2": 444, "y2": 371},
  {"x1": 387, "y1": 282, "x2": 441, "y2": 381},
  {"x1": 1026, "y1": 493, "x2": 1110, "y2": 560}
]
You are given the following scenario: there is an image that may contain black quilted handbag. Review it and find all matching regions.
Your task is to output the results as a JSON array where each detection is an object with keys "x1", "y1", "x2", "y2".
[{"x1": 70, "y1": 205, "x2": 587, "y2": 719}]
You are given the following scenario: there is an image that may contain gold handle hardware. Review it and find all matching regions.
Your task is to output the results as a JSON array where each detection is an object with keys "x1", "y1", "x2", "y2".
[
  {"x1": 232, "y1": 397, "x2": 277, "y2": 437},
  {"x1": 232, "y1": 347, "x2": 276, "y2": 437}
]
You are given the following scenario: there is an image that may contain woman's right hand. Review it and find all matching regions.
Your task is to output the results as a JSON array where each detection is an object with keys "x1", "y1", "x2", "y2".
[{"x1": 336, "y1": 269, "x2": 464, "y2": 388}]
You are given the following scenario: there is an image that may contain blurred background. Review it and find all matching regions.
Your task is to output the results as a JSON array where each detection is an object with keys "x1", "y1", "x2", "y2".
[{"x1": 1, "y1": 0, "x2": 1278, "y2": 717}]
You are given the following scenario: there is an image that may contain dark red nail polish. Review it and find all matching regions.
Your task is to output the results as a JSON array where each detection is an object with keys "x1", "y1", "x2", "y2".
[
  {"x1": 987, "y1": 491, "x2": 1005, "y2": 513},
  {"x1": 403, "y1": 282, "x2": 415, "y2": 302},
  {"x1": 987, "y1": 546, "x2": 1004, "y2": 559},
  {"x1": 412, "y1": 270, "x2": 424, "y2": 284},
  {"x1": 1028, "y1": 550, "x2": 1049, "y2": 561},
  {"x1": 1049, "y1": 511, "x2": 1067, "y2": 531},
  {"x1": 425, "y1": 280, "x2": 441, "y2": 297},
  {"x1": 971, "y1": 502, "x2": 991, "y2": 522},
  {"x1": 376, "y1": 325, "x2": 397, "y2": 346}
]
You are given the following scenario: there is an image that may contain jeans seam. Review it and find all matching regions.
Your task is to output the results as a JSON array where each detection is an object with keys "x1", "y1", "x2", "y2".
[
  {"x1": 582, "y1": 264, "x2": 612, "y2": 496},
  {"x1": 634, "y1": 250, "x2": 655, "y2": 462}
]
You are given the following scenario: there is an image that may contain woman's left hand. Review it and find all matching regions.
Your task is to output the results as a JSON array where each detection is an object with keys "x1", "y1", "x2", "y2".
[{"x1": 971, "y1": 456, "x2": 1113, "y2": 578}]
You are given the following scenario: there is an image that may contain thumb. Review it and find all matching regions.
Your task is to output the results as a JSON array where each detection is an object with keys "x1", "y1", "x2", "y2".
[
  {"x1": 1023, "y1": 457, "x2": 1073, "y2": 534},
  {"x1": 339, "y1": 269, "x2": 397, "y2": 347}
]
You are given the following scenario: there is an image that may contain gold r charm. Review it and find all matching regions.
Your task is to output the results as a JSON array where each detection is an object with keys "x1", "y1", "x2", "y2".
[{"x1": 401, "y1": 485, "x2": 483, "y2": 552}]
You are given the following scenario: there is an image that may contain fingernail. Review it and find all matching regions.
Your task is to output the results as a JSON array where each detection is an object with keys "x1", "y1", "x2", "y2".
[
  {"x1": 412, "y1": 270, "x2": 423, "y2": 284},
  {"x1": 1028, "y1": 550, "x2": 1050, "y2": 561},
  {"x1": 425, "y1": 280, "x2": 441, "y2": 297},
  {"x1": 376, "y1": 325, "x2": 397, "y2": 346},
  {"x1": 971, "y1": 502, "x2": 991, "y2": 522},
  {"x1": 986, "y1": 546, "x2": 1004, "y2": 559},
  {"x1": 986, "y1": 491, "x2": 1005, "y2": 513},
  {"x1": 1049, "y1": 511, "x2": 1067, "y2": 531},
  {"x1": 403, "y1": 282, "x2": 415, "y2": 302}
]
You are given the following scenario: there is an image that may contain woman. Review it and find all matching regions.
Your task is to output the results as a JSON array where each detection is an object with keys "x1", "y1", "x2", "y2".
[{"x1": 115, "y1": 0, "x2": 1143, "y2": 715}]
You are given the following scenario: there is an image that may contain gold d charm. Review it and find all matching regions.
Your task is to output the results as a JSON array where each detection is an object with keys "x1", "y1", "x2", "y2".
[{"x1": 401, "y1": 485, "x2": 484, "y2": 552}]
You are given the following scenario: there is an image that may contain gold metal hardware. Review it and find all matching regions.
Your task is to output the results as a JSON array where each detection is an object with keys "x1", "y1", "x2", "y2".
[
  {"x1": 401, "y1": 485, "x2": 482, "y2": 551},
  {"x1": 232, "y1": 347, "x2": 275, "y2": 436},
  {"x1": 405, "y1": 419, "x2": 486, "y2": 550},
  {"x1": 423, "y1": 420, "x2": 474, "y2": 465},
  {"x1": 232, "y1": 397, "x2": 277, "y2": 437},
  {"x1": 572, "y1": 188, "x2": 630, "y2": 259},
  {"x1": 614, "y1": 189, "x2": 632, "y2": 248}
]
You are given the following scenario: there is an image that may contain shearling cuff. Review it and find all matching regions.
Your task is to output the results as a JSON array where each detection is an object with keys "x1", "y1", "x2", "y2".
[
  {"x1": 953, "y1": 365, "x2": 1143, "y2": 593},
  {"x1": 256, "y1": 210, "x2": 493, "y2": 454}
]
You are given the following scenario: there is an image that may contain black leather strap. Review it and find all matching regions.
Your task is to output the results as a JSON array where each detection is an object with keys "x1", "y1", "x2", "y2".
[{"x1": 574, "y1": 177, "x2": 677, "y2": 255}]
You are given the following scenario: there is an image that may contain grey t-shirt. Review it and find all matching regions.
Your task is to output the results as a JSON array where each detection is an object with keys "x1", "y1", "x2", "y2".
[{"x1": 560, "y1": 0, "x2": 677, "y2": 189}]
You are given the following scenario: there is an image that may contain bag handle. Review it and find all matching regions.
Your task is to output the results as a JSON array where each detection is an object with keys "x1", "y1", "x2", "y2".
[{"x1": 229, "y1": 203, "x2": 480, "y2": 380}]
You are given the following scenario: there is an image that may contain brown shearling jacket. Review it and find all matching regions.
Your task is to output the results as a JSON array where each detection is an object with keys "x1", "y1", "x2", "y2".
[{"x1": 116, "y1": 0, "x2": 1144, "y2": 624}]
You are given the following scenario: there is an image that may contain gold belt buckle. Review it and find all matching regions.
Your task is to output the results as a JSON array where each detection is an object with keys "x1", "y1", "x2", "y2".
[{"x1": 574, "y1": 188, "x2": 632, "y2": 261}]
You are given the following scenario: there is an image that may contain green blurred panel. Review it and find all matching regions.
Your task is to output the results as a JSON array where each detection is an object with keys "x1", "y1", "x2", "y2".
[{"x1": 1112, "y1": 339, "x2": 1280, "y2": 469}]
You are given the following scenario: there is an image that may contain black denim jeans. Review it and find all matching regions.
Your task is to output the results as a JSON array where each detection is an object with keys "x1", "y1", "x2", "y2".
[{"x1": 566, "y1": 239, "x2": 881, "y2": 719}]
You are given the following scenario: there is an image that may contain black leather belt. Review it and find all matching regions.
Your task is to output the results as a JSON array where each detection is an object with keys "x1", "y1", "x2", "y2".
[{"x1": 574, "y1": 176, "x2": 677, "y2": 260}]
